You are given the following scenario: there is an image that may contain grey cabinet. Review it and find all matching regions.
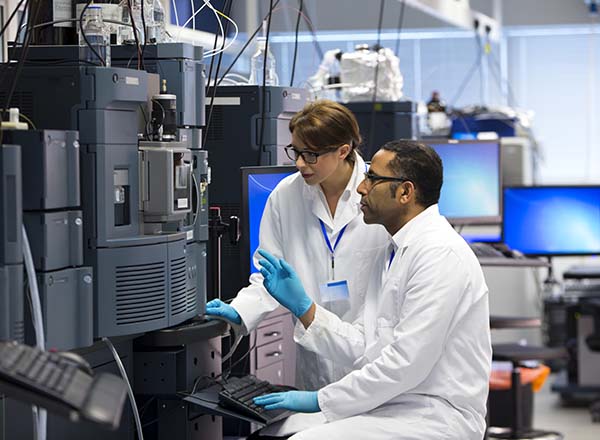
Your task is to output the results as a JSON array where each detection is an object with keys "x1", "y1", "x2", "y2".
[{"x1": 250, "y1": 308, "x2": 296, "y2": 386}]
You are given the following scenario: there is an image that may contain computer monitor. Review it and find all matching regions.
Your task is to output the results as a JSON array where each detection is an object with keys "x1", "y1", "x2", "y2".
[
  {"x1": 241, "y1": 166, "x2": 297, "y2": 277},
  {"x1": 427, "y1": 139, "x2": 502, "y2": 225},
  {"x1": 503, "y1": 186, "x2": 600, "y2": 256}
]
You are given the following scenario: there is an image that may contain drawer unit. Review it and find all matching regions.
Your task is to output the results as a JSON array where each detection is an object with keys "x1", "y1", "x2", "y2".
[
  {"x1": 256, "y1": 320, "x2": 284, "y2": 347},
  {"x1": 255, "y1": 339, "x2": 285, "y2": 369},
  {"x1": 255, "y1": 360, "x2": 284, "y2": 384}
]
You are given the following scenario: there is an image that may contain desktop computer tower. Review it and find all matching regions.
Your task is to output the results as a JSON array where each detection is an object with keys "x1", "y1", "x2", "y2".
[
  {"x1": 344, "y1": 101, "x2": 419, "y2": 160},
  {"x1": 203, "y1": 85, "x2": 310, "y2": 299}
]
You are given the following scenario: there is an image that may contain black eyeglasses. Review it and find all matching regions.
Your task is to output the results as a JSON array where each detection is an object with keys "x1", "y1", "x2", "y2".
[
  {"x1": 284, "y1": 144, "x2": 340, "y2": 164},
  {"x1": 363, "y1": 171, "x2": 411, "y2": 188}
]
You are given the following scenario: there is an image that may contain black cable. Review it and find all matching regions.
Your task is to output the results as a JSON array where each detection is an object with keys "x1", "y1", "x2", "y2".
[
  {"x1": 223, "y1": 334, "x2": 257, "y2": 381},
  {"x1": 215, "y1": 0, "x2": 282, "y2": 87},
  {"x1": 202, "y1": 0, "x2": 233, "y2": 147},
  {"x1": 78, "y1": 0, "x2": 106, "y2": 66},
  {"x1": 0, "y1": 0, "x2": 27, "y2": 41},
  {"x1": 257, "y1": 0, "x2": 275, "y2": 165},
  {"x1": 290, "y1": 0, "x2": 303, "y2": 87},
  {"x1": 449, "y1": 31, "x2": 484, "y2": 107},
  {"x1": 300, "y1": 1, "x2": 323, "y2": 60},
  {"x1": 1, "y1": 0, "x2": 40, "y2": 146},
  {"x1": 140, "y1": 0, "x2": 147, "y2": 69},
  {"x1": 202, "y1": 1, "x2": 226, "y2": 147},
  {"x1": 0, "y1": 0, "x2": 30, "y2": 93},
  {"x1": 394, "y1": 0, "x2": 405, "y2": 57},
  {"x1": 476, "y1": 33, "x2": 484, "y2": 105},
  {"x1": 368, "y1": 0, "x2": 385, "y2": 155},
  {"x1": 205, "y1": 16, "x2": 221, "y2": 102},
  {"x1": 126, "y1": 0, "x2": 142, "y2": 69}
]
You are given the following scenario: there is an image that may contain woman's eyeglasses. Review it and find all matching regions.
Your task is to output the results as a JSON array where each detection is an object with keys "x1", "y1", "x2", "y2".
[{"x1": 284, "y1": 144, "x2": 340, "y2": 164}]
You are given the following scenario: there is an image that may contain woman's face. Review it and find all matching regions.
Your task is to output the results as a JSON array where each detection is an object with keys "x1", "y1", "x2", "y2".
[{"x1": 290, "y1": 133, "x2": 350, "y2": 186}]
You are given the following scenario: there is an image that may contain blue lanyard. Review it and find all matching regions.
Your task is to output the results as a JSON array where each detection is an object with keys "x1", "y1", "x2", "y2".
[
  {"x1": 319, "y1": 220, "x2": 348, "y2": 278},
  {"x1": 388, "y1": 248, "x2": 396, "y2": 270}
]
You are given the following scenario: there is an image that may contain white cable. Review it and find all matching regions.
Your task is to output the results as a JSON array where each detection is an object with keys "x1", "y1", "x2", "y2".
[
  {"x1": 223, "y1": 73, "x2": 248, "y2": 83},
  {"x1": 204, "y1": 0, "x2": 223, "y2": 52},
  {"x1": 22, "y1": 225, "x2": 47, "y2": 440},
  {"x1": 203, "y1": 3, "x2": 238, "y2": 58},
  {"x1": 177, "y1": 0, "x2": 208, "y2": 38},
  {"x1": 190, "y1": 0, "x2": 196, "y2": 31},
  {"x1": 171, "y1": 0, "x2": 180, "y2": 26},
  {"x1": 191, "y1": 172, "x2": 200, "y2": 226},
  {"x1": 103, "y1": 337, "x2": 144, "y2": 440}
]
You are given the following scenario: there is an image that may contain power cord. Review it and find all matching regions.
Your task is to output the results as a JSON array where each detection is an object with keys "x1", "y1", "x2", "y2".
[
  {"x1": 368, "y1": 0, "x2": 386, "y2": 154},
  {"x1": 203, "y1": 0, "x2": 233, "y2": 148},
  {"x1": 290, "y1": 0, "x2": 304, "y2": 87},
  {"x1": 256, "y1": 0, "x2": 275, "y2": 165},
  {"x1": 394, "y1": 0, "x2": 406, "y2": 58},
  {"x1": 103, "y1": 337, "x2": 144, "y2": 440},
  {"x1": 215, "y1": 0, "x2": 282, "y2": 87}
]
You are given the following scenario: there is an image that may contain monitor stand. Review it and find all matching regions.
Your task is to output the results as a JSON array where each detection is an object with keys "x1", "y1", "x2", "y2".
[{"x1": 543, "y1": 257, "x2": 561, "y2": 297}]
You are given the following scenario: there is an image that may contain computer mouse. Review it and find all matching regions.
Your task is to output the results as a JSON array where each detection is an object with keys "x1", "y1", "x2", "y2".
[{"x1": 58, "y1": 351, "x2": 93, "y2": 375}]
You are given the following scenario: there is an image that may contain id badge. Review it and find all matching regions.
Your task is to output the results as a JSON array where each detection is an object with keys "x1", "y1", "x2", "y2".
[
  {"x1": 319, "y1": 280, "x2": 350, "y2": 303},
  {"x1": 319, "y1": 280, "x2": 350, "y2": 318}
]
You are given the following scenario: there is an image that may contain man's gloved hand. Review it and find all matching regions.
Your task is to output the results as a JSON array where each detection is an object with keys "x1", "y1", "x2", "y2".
[
  {"x1": 257, "y1": 249, "x2": 313, "y2": 318},
  {"x1": 205, "y1": 299, "x2": 242, "y2": 325},
  {"x1": 253, "y1": 391, "x2": 320, "y2": 413}
]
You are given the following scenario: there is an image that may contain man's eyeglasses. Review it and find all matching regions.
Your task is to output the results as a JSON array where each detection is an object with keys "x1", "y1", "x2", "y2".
[
  {"x1": 284, "y1": 144, "x2": 340, "y2": 165},
  {"x1": 363, "y1": 171, "x2": 411, "y2": 188}
]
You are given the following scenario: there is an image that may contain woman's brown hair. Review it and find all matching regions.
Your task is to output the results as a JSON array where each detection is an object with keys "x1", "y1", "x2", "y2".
[{"x1": 289, "y1": 100, "x2": 362, "y2": 164}]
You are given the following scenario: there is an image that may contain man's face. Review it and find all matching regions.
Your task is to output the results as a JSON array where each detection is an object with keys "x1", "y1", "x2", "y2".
[{"x1": 357, "y1": 149, "x2": 404, "y2": 226}]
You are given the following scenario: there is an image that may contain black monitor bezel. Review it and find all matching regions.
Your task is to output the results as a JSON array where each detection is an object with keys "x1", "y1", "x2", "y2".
[
  {"x1": 424, "y1": 138, "x2": 503, "y2": 225},
  {"x1": 502, "y1": 184, "x2": 600, "y2": 257},
  {"x1": 240, "y1": 165, "x2": 298, "y2": 279}
]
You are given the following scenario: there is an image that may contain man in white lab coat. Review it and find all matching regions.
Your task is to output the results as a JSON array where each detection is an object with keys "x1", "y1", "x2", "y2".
[{"x1": 253, "y1": 140, "x2": 492, "y2": 440}]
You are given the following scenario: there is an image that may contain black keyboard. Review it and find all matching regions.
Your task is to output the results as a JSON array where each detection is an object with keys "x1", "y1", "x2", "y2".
[
  {"x1": 0, "y1": 341, "x2": 128, "y2": 429},
  {"x1": 469, "y1": 242, "x2": 507, "y2": 258},
  {"x1": 218, "y1": 375, "x2": 294, "y2": 425}
]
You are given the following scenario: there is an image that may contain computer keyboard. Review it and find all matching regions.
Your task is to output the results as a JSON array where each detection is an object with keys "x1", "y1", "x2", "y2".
[
  {"x1": 469, "y1": 242, "x2": 507, "y2": 259},
  {"x1": 218, "y1": 375, "x2": 294, "y2": 425},
  {"x1": 0, "y1": 341, "x2": 128, "y2": 429}
]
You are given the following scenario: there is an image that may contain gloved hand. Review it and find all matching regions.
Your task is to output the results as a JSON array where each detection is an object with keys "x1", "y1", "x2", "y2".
[
  {"x1": 253, "y1": 391, "x2": 320, "y2": 413},
  {"x1": 257, "y1": 249, "x2": 313, "y2": 318},
  {"x1": 205, "y1": 299, "x2": 242, "y2": 325}
]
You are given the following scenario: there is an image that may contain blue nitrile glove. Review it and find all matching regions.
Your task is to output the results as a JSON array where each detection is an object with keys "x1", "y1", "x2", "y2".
[
  {"x1": 253, "y1": 391, "x2": 320, "y2": 413},
  {"x1": 257, "y1": 249, "x2": 313, "y2": 318},
  {"x1": 205, "y1": 299, "x2": 242, "y2": 325}
]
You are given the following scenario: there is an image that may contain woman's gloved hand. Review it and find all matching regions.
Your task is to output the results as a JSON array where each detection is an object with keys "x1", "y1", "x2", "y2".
[
  {"x1": 257, "y1": 249, "x2": 313, "y2": 318},
  {"x1": 253, "y1": 391, "x2": 320, "y2": 413},
  {"x1": 204, "y1": 299, "x2": 242, "y2": 325}
]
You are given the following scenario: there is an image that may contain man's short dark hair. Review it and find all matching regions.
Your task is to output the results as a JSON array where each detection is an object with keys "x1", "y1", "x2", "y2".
[{"x1": 381, "y1": 140, "x2": 443, "y2": 208}]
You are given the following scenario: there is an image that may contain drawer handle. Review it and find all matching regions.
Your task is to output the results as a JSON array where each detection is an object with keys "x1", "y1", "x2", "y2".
[
  {"x1": 263, "y1": 331, "x2": 280, "y2": 337},
  {"x1": 265, "y1": 351, "x2": 282, "y2": 358}
]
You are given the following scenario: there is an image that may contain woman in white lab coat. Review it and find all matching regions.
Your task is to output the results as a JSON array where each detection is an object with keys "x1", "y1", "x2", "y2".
[{"x1": 205, "y1": 100, "x2": 389, "y2": 391}]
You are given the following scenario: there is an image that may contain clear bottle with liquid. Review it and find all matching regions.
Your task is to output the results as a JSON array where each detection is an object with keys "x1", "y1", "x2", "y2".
[
  {"x1": 146, "y1": 0, "x2": 169, "y2": 43},
  {"x1": 248, "y1": 37, "x2": 279, "y2": 86},
  {"x1": 118, "y1": 0, "x2": 145, "y2": 45},
  {"x1": 78, "y1": 5, "x2": 111, "y2": 66}
]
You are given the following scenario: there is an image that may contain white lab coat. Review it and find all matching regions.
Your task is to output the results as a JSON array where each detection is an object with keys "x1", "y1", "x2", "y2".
[
  {"x1": 265, "y1": 205, "x2": 492, "y2": 440},
  {"x1": 230, "y1": 155, "x2": 390, "y2": 390}
]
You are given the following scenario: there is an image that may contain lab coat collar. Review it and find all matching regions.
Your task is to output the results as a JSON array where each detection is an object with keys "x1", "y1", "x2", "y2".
[
  {"x1": 302, "y1": 155, "x2": 366, "y2": 234},
  {"x1": 391, "y1": 204, "x2": 440, "y2": 255}
]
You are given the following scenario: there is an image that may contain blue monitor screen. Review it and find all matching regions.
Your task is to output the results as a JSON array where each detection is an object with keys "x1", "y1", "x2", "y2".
[
  {"x1": 503, "y1": 187, "x2": 600, "y2": 256},
  {"x1": 246, "y1": 170, "x2": 295, "y2": 274},
  {"x1": 428, "y1": 141, "x2": 501, "y2": 223}
]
